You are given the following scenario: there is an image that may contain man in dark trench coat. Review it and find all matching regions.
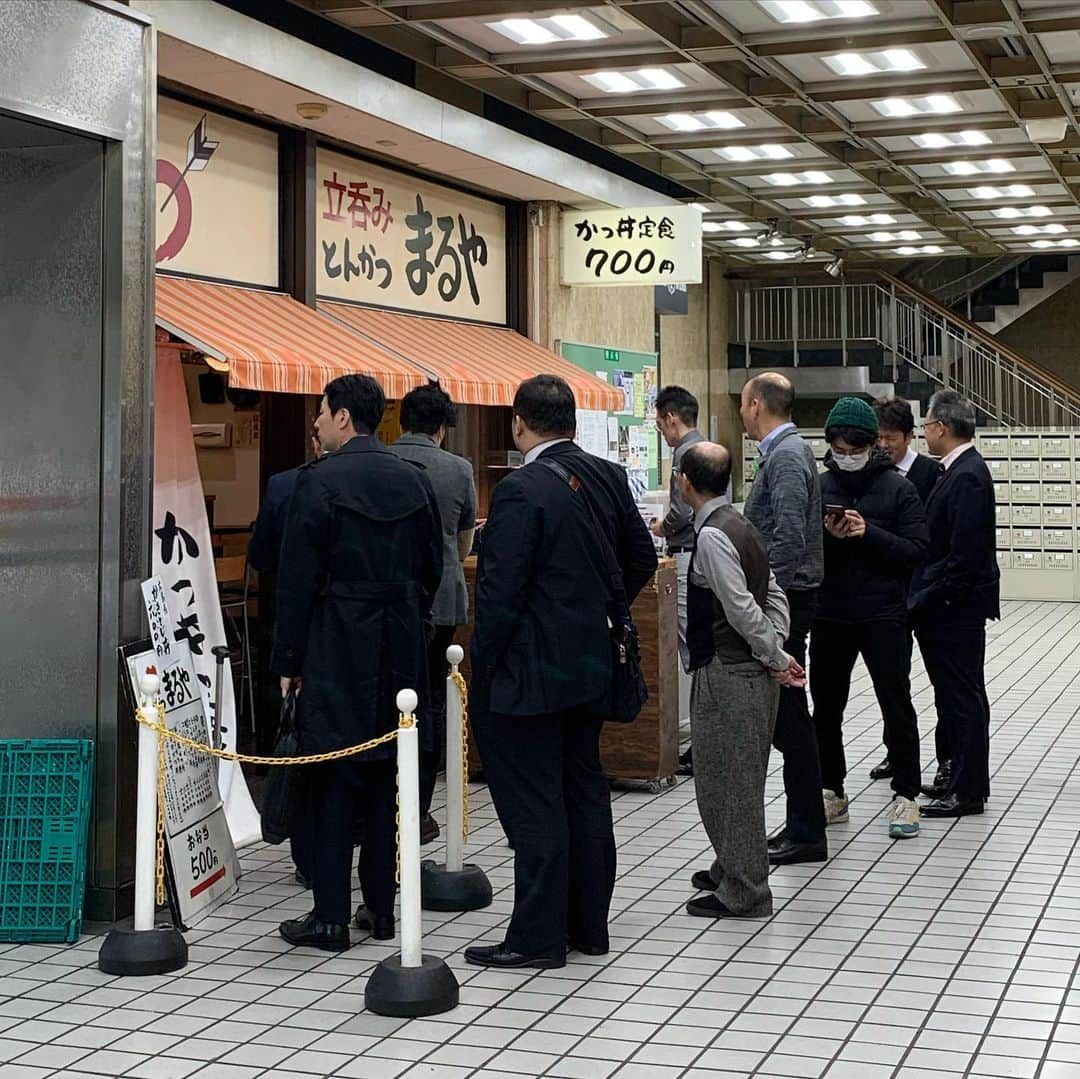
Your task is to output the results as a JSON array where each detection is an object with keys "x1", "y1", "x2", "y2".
[{"x1": 273, "y1": 374, "x2": 442, "y2": 951}]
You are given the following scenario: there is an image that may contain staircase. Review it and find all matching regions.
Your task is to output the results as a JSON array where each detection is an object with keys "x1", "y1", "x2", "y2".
[
  {"x1": 728, "y1": 272, "x2": 1080, "y2": 427},
  {"x1": 965, "y1": 255, "x2": 1080, "y2": 335},
  {"x1": 896, "y1": 254, "x2": 1080, "y2": 336}
]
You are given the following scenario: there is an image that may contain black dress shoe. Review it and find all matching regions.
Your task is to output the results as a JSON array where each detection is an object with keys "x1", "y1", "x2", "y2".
[
  {"x1": 691, "y1": 869, "x2": 717, "y2": 891},
  {"x1": 676, "y1": 747, "x2": 693, "y2": 777},
  {"x1": 420, "y1": 813, "x2": 440, "y2": 845},
  {"x1": 353, "y1": 906, "x2": 395, "y2": 940},
  {"x1": 870, "y1": 756, "x2": 893, "y2": 781},
  {"x1": 686, "y1": 894, "x2": 770, "y2": 919},
  {"x1": 279, "y1": 912, "x2": 350, "y2": 952},
  {"x1": 767, "y1": 825, "x2": 789, "y2": 850},
  {"x1": 568, "y1": 940, "x2": 609, "y2": 956},
  {"x1": 768, "y1": 839, "x2": 827, "y2": 866},
  {"x1": 921, "y1": 794, "x2": 984, "y2": 818},
  {"x1": 464, "y1": 943, "x2": 565, "y2": 970},
  {"x1": 921, "y1": 761, "x2": 952, "y2": 799},
  {"x1": 294, "y1": 869, "x2": 311, "y2": 889}
]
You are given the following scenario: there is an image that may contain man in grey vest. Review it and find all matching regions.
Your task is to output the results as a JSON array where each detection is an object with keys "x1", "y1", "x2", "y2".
[
  {"x1": 679, "y1": 442, "x2": 803, "y2": 919},
  {"x1": 741, "y1": 372, "x2": 827, "y2": 866}
]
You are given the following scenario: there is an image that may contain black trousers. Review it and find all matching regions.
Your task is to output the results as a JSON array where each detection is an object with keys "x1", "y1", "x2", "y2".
[
  {"x1": 302, "y1": 758, "x2": 397, "y2": 926},
  {"x1": 809, "y1": 618, "x2": 922, "y2": 801},
  {"x1": 420, "y1": 625, "x2": 457, "y2": 817},
  {"x1": 774, "y1": 589, "x2": 826, "y2": 844},
  {"x1": 913, "y1": 614, "x2": 991, "y2": 799},
  {"x1": 471, "y1": 703, "x2": 616, "y2": 956}
]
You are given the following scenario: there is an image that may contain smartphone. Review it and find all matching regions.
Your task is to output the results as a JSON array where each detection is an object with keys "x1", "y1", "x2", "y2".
[{"x1": 825, "y1": 504, "x2": 846, "y2": 520}]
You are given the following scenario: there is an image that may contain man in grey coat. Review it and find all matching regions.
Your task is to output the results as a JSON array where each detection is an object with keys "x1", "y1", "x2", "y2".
[
  {"x1": 741, "y1": 372, "x2": 827, "y2": 866},
  {"x1": 680, "y1": 443, "x2": 803, "y2": 919}
]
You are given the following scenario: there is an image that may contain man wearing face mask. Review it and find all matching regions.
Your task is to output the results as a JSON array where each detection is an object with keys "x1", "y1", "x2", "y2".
[{"x1": 810, "y1": 398, "x2": 928, "y2": 840}]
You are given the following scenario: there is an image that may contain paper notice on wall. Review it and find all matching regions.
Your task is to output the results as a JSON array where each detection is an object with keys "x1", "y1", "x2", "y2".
[
  {"x1": 648, "y1": 436, "x2": 658, "y2": 471},
  {"x1": 633, "y1": 374, "x2": 645, "y2": 418},
  {"x1": 575, "y1": 409, "x2": 608, "y2": 459},
  {"x1": 628, "y1": 426, "x2": 651, "y2": 470},
  {"x1": 613, "y1": 370, "x2": 635, "y2": 414},
  {"x1": 643, "y1": 366, "x2": 658, "y2": 421}
]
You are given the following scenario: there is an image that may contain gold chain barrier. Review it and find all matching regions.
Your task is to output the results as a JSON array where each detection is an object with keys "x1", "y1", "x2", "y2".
[
  {"x1": 449, "y1": 671, "x2": 470, "y2": 842},
  {"x1": 136, "y1": 705, "x2": 401, "y2": 904}
]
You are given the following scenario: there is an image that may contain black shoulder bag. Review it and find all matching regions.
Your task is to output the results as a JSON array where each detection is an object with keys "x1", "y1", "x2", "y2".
[
  {"x1": 261, "y1": 688, "x2": 302, "y2": 845},
  {"x1": 539, "y1": 458, "x2": 648, "y2": 725}
]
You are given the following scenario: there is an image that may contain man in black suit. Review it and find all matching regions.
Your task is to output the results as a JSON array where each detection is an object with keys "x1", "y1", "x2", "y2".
[
  {"x1": 867, "y1": 397, "x2": 938, "y2": 782},
  {"x1": 909, "y1": 389, "x2": 1000, "y2": 818},
  {"x1": 874, "y1": 397, "x2": 939, "y2": 503},
  {"x1": 465, "y1": 375, "x2": 657, "y2": 969}
]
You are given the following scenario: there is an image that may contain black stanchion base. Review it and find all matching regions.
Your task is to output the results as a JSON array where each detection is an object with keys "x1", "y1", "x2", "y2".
[
  {"x1": 421, "y1": 860, "x2": 493, "y2": 912},
  {"x1": 98, "y1": 922, "x2": 188, "y2": 977},
  {"x1": 365, "y1": 954, "x2": 459, "y2": 1017}
]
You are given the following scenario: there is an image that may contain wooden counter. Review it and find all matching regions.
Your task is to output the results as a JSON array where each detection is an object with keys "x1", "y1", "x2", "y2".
[{"x1": 458, "y1": 556, "x2": 679, "y2": 790}]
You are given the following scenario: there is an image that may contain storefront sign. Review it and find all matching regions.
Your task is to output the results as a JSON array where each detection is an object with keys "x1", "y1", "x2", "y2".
[
  {"x1": 153, "y1": 348, "x2": 262, "y2": 849},
  {"x1": 134, "y1": 585, "x2": 241, "y2": 926},
  {"x1": 316, "y1": 147, "x2": 507, "y2": 324},
  {"x1": 156, "y1": 97, "x2": 280, "y2": 287},
  {"x1": 561, "y1": 206, "x2": 702, "y2": 286}
]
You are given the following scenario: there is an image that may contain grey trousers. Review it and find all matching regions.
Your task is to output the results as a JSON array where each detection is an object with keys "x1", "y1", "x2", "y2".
[{"x1": 690, "y1": 657, "x2": 779, "y2": 917}]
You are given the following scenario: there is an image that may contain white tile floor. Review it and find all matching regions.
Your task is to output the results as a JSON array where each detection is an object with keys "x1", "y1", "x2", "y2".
[{"x1": 3, "y1": 599, "x2": 1080, "y2": 1079}]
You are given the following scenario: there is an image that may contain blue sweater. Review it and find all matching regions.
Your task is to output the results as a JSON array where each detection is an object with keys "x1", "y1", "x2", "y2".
[{"x1": 744, "y1": 426, "x2": 824, "y2": 594}]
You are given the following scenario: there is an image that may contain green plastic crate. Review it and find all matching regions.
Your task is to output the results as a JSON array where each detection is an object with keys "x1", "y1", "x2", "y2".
[{"x1": 0, "y1": 739, "x2": 94, "y2": 943}]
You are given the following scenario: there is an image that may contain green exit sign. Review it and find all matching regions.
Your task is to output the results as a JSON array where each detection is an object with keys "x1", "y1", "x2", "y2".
[{"x1": 603, "y1": 348, "x2": 620, "y2": 362}]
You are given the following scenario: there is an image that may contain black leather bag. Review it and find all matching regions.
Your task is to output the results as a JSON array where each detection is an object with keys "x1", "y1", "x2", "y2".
[
  {"x1": 540, "y1": 458, "x2": 648, "y2": 725},
  {"x1": 261, "y1": 689, "x2": 301, "y2": 845}
]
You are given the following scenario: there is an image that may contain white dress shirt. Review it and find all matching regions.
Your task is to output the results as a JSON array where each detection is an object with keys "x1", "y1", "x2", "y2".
[
  {"x1": 524, "y1": 438, "x2": 571, "y2": 465},
  {"x1": 939, "y1": 441, "x2": 976, "y2": 471},
  {"x1": 896, "y1": 445, "x2": 918, "y2": 477}
]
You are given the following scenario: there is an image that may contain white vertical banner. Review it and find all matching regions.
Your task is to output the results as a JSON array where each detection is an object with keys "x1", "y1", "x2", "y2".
[{"x1": 153, "y1": 346, "x2": 261, "y2": 847}]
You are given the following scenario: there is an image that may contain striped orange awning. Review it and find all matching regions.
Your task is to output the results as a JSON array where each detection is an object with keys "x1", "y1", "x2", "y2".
[
  {"x1": 319, "y1": 302, "x2": 625, "y2": 412},
  {"x1": 155, "y1": 275, "x2": 427, "y2": 399}
]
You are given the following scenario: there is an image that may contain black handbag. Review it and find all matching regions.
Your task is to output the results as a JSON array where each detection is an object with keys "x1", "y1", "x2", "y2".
[
  {"x1": 261, "y1": 689, "x2": 302, "y2": 845},
  {"x1": 540, "y1": 458, "x2": 648, "y2": 725}
]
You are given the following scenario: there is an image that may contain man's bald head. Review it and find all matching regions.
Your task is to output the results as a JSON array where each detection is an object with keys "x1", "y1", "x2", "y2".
[
  {"x1": 743, "y1": 371, "x2": 794, "y2": 419},
  {"x1": 680, "y1": 441, "x2": 732, "y2": 503}
]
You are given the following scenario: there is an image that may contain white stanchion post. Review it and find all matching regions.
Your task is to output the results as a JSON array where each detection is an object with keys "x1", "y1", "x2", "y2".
[
  {"x1": 98, "y1": 664, "x2": 188, "y2": 977},
  {"x1": 364, "y1": 689, "x2": 459, "y2": 1018},
  {"x1": 396, "y1": 689, "x2": 423, "y2": 969},
  {"x1": 444, "y1": 646, "x2": 465, "y2": 875},
  {"x1": 133, "y1": 669, "x2": 162, "y2": 933}
]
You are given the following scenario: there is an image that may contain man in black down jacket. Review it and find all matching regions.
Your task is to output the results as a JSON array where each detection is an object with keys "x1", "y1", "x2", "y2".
[
  {"x1": 810, "y1": 398, "x2": 928, "y2": 841},
  {"x1": 273, "y1": 374, "x2": 442, "y2": 952}
]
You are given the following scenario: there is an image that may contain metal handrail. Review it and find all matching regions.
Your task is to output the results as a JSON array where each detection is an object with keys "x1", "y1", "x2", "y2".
[{"x1": 730, "y1": 277, "x2": 1080, "y2": 428}]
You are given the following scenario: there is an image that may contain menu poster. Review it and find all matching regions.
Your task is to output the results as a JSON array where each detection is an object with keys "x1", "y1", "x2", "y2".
[
  {"x1": 612, "y1": 370, "x2": 635, "y2": 414},
  {"x1": 643, "y1": 366, "x2": 658, "y2": 421},
  {"x1": 575, "y1": 409, "x2": 608, "y2": 459}
]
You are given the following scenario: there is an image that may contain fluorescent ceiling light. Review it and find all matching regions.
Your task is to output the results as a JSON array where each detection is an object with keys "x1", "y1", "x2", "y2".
[
  {"x1": 912, "y1": 130, "x2": 991, "y2": 149},
  {"x1": 584, "y1": 68, "x2": 684, "y2": 94},
  {"x1": 993, "y1": 205, "x2": 1052, "y2": 220},
  {"x1": 760, "y1": 0, "x2": 876, "y2": 22},
  {"x1": 896, "y1": 244, "x2": 944, "y2": 255},
  {"x1": 718, "y1": 220, "x2": 750, "y2": 231},
  {"x1": 716, "y1": 144, "x2": 794, "y2": 162},
  {"x1": 702, "y1": 222, "x2": 724, "y2": 232},
  {"x1": 869, "y1": 230, "x2": 921, "y2": 242},
  {"x1": 766, "y1": 250, "x2": 795, "y2": 259},
  {"x1": 943, "y1": 158, "x2": 1014, "y2": 176},
  {"x1": 1012, "y1": 223, "x2": 1067, "y2": 236},
  {"x1": 803, "y1": 193, "x2": 867, "y2": 208},
  {"x1": 1029, "y1": 237, "x2": 1079, "y2": 248},
  {"x1": 732, "y1": 237, "x2": 760, "y2": 247},
  {"x1": 969, "y1": 184, "x2": 1034, "y2": 199},
  {"x1": 657, "y1": 111, "x2": 744, "y2": 132},
  {"x1": 824, "y1": 48, "x2": 924, "y2": 77},
  {"x1": 1061, "y1": 238, "x2": 1080, "y2": 247},
  {"x1": 873, "y1": 94, "x2": 962, "y2": 118},
  {"x1": 839, "y1": 213, "x2": 896, "y2": 226},
  {"x1": 488, "y1": 14, "x2": 610, "y2": 44}
]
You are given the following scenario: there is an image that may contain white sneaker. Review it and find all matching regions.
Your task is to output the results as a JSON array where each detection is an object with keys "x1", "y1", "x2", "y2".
[
  {"x1": 823, "y1": 789, "x2": 849, "y2": 825},
  {"x1": 887, "y1": 796, "x2": 920, "y2": 839}
]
